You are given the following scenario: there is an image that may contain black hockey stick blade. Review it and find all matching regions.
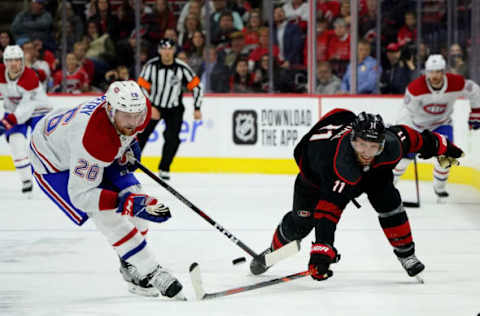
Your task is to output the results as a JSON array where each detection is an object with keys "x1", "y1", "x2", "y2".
[
  {"x1": 189, "y1": 262, "x2": 311, "y2": 300},
  {"x1": 402, "y1": 201, "x2": 420, "y2": 208}
]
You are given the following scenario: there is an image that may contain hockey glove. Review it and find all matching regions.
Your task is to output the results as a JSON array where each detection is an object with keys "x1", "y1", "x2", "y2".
[
  {"x1": 0, "y1": 116, "x2": 15, "y2": 137},
  {"x1": 308, "y1": 243, "x2": 337, "y2": 281},
  {"x1": 119, "y1": 140, "x2": 142, "y2": 172},
  {"x1": 468, "y1": 108, "x2": 480, "y2": 130},
  {"x1": 117, "y1": 193, "x2": 171, "y2": 223},
  {"x1": 418, "y1": 131, "x2": 463, "y2": 161}
]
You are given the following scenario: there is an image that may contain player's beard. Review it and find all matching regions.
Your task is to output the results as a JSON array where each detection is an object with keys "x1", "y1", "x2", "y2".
[
  {"x1": 356, "y1": 152, "x2": 374, "y2": 166},
  {"x1": 116, "y1": 125, "x2": 136, "y2": 136}
]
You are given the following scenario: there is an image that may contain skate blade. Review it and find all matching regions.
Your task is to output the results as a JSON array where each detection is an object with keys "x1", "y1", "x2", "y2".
[
  {"x1": 127, "y1": 284, "x2": 160, "y2": 297},
  {"x1": 436, "y1": 196, "x2": 448, "y2": 204},
  {"x1": 172, "y1": 291, "x2": 187, "y2": 301},
  {"x1": 414, "y1": 273, "x2": 424, "y2": 284},
  {"x1": 23, "y1": 192, "x2": 33, "y2": 199}
]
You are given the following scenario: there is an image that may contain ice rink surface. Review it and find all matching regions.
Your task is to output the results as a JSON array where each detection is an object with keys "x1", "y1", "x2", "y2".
[{"x1": 0, "y1": 171, "x2": 479, "y2": 316}]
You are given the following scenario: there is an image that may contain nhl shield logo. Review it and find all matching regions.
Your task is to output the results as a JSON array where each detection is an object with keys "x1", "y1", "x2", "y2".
[{"x1": 233, "y1": 110, "x2": 257, "y2": 145}]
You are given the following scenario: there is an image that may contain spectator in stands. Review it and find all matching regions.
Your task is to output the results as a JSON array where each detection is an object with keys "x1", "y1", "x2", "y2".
[
  {"x1": 116, "y1": 0, "x2": 135, "y2": 40},
  {"x1": 187, "y1": 31, "x2": 205, "y2": 75},
  {"x1": 397, "y1": 11, "x2": 416, "y2": 46},
  {"x1": 84, "y1": 20, "x2": 116, "y2": 76},
  {"x1": 273, "y1": 6, "x2": 304, "y2": 67},
  {"x1": 88, "y1": 0, "x2": 120, "y2": 42},
  {"x1": 220, "y1": 31, "x2": 251, "y2": 69},
  {"x1": 101, "y1": 64, "x2": 130, "y2": 90},
  {"x1": 327, "y1": 18, "x2": 350, "y2": 77},
  {"x1": 317, "y1": 0, "x2": 341, "y2": 24},
  {"x1": 210, "y1": 0, "x2": 244, "y2": 37},
  {"x1": 143, "y1": 0, "x2": 177, "y2": 45},
  {"x1": 341, "y1": 39, "x2": 381, "y2": 94},
  {"x1": 283, "y1": 0, "x2": 308, "y2": 22},
  {"x1": 177, "y1": 0, "x2": 213, "y2": 35},
  {"x1": 231, "y1": 0, "x2": 252, "y2": 22},
  {"x1": 448, "y1": 43, "x2": 468, "y2": 78},
  {"x1": 380, "y1": 43, "x2": 412, "y2": 94},
  {"x1": 243, "y1": 8, "x2": 262, "y2": 46},
  {"x1": 316, "y1": 61, "x2": 341, "y2": 94},
  {"x1": 21, "y1": 38, "x2": 51, "y2": 90},
  {"x1": 73, "y1": 41, "x2": 95, "y2": 86},
  {"x1": 54, "y1": 2, "x2": 83, "y2": 46},
  {"x1": 316, "y1": 17, "x2": 331, "y2": 62},
  {"x1": 52, "y1": 53, "x2": 90, "y2": 93},
  {"x1": 212, "y1": 11, "x2": 238, "y2": 46},
  {"x1": 339, "y1": 0, "x2": 351, "y2": 25},
  {"x1": 252, "y1": 53, "x2": 293, "y2": 93},
  {"x1": 248, "y1": 27, "x2": 281, "y2": 70},
  {"x1": 200, "y1": 45, "x2": 230, "y2": 92},
  {"x1": 54, "y1": 20, "x2": 76, "y2": 58},
  {"x1": 179, "y1": 13, "x2": 201, "y2": 54},
  {"x1": 31, "y1": 36, "x2": 56, "y2": 73},
  {"x1": 230, "y1": 55, "x2": 254, "y2": 93},
  {"x1": 11, "y1": 0, "x2": 53, "y2": 51},
  {"x1": 0, "y1": 31, "x2": 14, "y2": 63}
]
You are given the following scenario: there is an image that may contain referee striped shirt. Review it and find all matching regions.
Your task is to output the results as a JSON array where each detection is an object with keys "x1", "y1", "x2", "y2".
[{"x1": 138, "y1": 57, "x2": 203, "y2": 110}]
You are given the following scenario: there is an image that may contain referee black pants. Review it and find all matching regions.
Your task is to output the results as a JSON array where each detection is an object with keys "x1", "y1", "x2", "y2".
[{"x1": 137, "y1": 105, "x2": 185, "y2": 172}]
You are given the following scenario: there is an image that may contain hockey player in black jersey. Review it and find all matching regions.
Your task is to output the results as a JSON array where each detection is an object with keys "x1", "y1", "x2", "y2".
[{"x1": 250, "y1": 108, "x2": 463, "y2": 281}]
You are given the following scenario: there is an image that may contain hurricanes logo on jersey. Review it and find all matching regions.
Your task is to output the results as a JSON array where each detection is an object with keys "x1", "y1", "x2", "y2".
[{"x1": 424, "y1": 103, "x2": 447, "y2": 115}]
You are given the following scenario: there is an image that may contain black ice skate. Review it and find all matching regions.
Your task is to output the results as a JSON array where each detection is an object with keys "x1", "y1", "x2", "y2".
[
  {"x1": 147, "y1": 265, "x2": 185, "y2": 300},
  {"x1": 397, "y1": 253, "x2": 425, "y2": 283},
  {"x1": 434, "y1": 187, "x2": 449, "y2": 198},
  {"x1": 22, "y1": 180, "x2": 33, "y2": 198},
  {"x1": 249, "y1": 247, "x2": 272, "y2": 275},
  {"x1": 119, "y1": 259, "x2": 159, "y2": 297}
]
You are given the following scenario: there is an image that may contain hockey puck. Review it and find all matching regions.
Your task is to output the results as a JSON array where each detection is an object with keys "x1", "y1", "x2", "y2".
[{"x1": 232, "y1": 257, "x2": 246, "y2": 265}]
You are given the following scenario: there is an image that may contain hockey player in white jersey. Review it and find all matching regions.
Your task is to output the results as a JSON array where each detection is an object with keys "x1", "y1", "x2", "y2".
[
  {"x1": 28, "y1": 81, "x2": 185, "y2": 300},
  {"x1": 394, "y1": 54, "x2": 479, "y2": 198},
  {"x1": 0, "y1": 44, "x2": 51, "y2": 195}
]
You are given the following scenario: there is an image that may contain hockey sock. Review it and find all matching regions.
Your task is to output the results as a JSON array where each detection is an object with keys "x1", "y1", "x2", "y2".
[
  {"x1": 271, "y1": 225, "x2": 290, "y2": 250},
  {"x1": 8, "y1": 133, "x2": 32, "y2": 183},
  {"x1": 378, "y1": 205, "x2": 414, "y2": 257},
  {"x1": 433, "y1": 159, "x2": 449, "y2": 192}
]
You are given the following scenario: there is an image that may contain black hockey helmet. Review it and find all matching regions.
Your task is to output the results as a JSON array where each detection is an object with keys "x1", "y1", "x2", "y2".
[
  {"x1": 351, "y1": 112, "x2": 386, "y2": 144},
  {"x1": 158, "y1": 38, "x2": 176, "y2": 49}
]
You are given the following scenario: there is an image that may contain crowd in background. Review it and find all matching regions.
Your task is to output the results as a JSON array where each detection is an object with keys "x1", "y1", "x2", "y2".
[{"x1": 0, "y1": 0, "x2": 472, "y2": 94}]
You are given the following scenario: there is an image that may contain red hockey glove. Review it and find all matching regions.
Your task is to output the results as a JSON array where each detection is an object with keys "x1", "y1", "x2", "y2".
[
  {"x1": 117, "y1": 193, "x2": 171, "y2": 223},
  {"x1": 0, "y1": 114, "x2": 16, "y2": 136},
  {"x1": 308, "y1": 243, "x2": 337, "y2": 281}
]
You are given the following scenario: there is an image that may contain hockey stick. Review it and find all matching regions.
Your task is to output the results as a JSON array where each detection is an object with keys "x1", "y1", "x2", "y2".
[
  {"x1": 402, "y1": 156, "x2": 420, "y2": 208},
  {"x1": 135, "y1": 161, "x2": 300, "y2": 265},
  {"x1": 189, "y1": 262, "x2": 311, "y2": 300}
]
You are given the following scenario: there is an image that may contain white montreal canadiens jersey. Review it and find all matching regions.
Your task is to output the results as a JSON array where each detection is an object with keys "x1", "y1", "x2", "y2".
[
  {"x1": 0, "y1": 64, "x2": 51, "y2": 124},
  {"x1": 29, "y1": 96, "x2": 146, "y2": 214},
  {"x1": 398, "y1": 73, "x2": 480, "y2": 131}
]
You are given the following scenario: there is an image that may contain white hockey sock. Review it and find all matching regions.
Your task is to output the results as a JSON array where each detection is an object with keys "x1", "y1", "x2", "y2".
[
  {"x1": 92, "y1": 212, "x2": 158, "y2": 277},
  {"x1": 393, "y1": 158, "x2": 411, "y2": 185},
  {"x1": 8, "y1": 133, "x2": 32, "y2": 183},
  {"x1": 433, "y1": 159, "x2": 449, "y2": 192}
]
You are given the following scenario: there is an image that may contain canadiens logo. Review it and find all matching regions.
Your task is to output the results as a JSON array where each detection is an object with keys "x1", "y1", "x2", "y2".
[{"x1": 424, "y1": 103, "x2": 447, "y2": 115}]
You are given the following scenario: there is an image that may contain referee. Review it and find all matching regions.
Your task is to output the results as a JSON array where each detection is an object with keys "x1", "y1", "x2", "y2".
[{"x1": 137, "y1": 38, "x2": 203, "y2": 180}]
